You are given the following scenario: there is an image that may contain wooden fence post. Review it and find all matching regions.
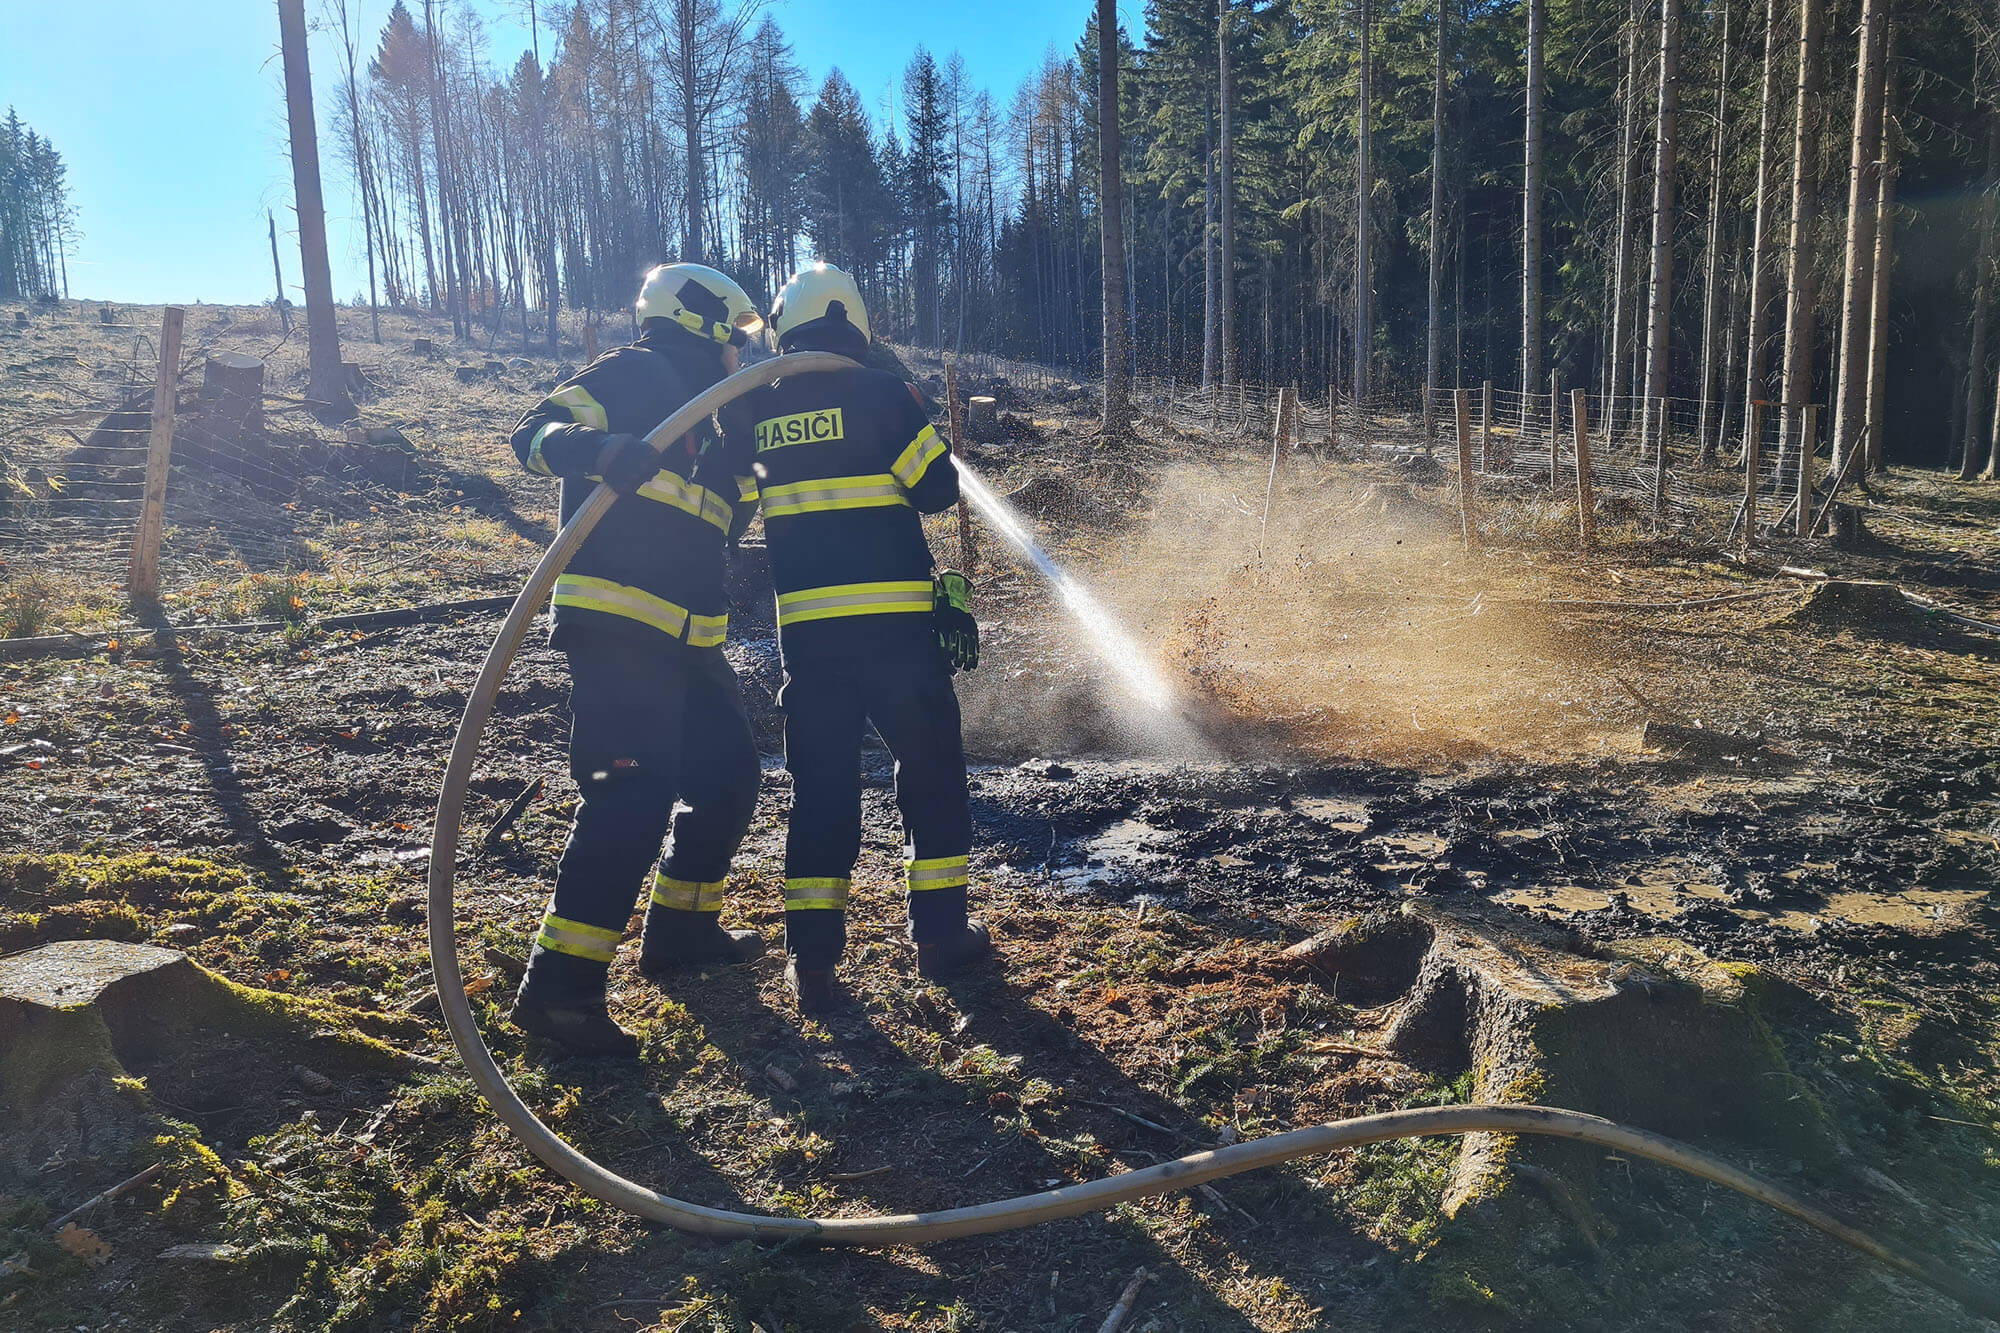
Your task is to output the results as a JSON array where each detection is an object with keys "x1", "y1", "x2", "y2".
[
  {"x1": 1454, "y1": 387, "x2": 1477, "y2": 549},
  {"x1": 1743, "y1": 399, "x2": 1764, "y2": 551},
  {"x1": 1257, "y1": 387, "x2": 1293, "y2": 546},
  {"x1": 1795, "y1": 403, "x2": 1817, "y2": 538},
  {"x1": 945, "y1": 360, "x2": 976, "y2": 575},
  {"x1": 1571, "y1": 388, "x2": 1595, "y2": 553},
  {"x1": 1548, "y1": 373, "x2": 1562, "y2": 490},
  {"x1": 127, "y1": 306, "x2": 185, "y2": 604},
  {"x1": 584, "y1": 321, "x2": 598, "y2": 362},
  {"x1": 1327, "y1": 384, "x2": 1339, "y2": 454},
  {"x1": 1480, "y1": 379, "x2": 1493, "y2": 472}
]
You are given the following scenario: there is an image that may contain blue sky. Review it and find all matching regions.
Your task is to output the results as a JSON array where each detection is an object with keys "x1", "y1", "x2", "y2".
[{"x1": 0, "y1": 0, "x2": 1133, "y2": 306}]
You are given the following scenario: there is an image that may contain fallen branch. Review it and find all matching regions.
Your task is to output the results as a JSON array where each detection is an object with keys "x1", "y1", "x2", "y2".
[
  {"x1": 1640, "y1": 720, "x2": 1774, "y2": 760},
  {"x1": 1076, "y1": 1098, "x2": 1193, "y2": 1141},
  {"x1": 1097, "y1": 1267, "x2": 1152, "y2": 1333},
  {"x1": 47, "y1": 1163, "x2": 165, "y2": 1232},
  {"x1": 482, "y1": 774, "x2": 545, "y2": 852},
  {"x1": 826, "y1": 1165, "x2": 894, "y2": 1183},
  {"x1": 1539, "y1": 587, "x2": 1798, "y2": 612}
]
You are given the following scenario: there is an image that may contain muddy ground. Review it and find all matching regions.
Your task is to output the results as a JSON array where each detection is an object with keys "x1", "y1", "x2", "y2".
[{"x1": 3, "y1": 304, "x2": 2000, "y2": 1331}]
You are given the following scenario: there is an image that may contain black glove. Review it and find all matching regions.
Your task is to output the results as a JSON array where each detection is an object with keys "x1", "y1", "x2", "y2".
[
  {"x1": 592, "y1": 433, "x2": 662, "y2": 496},
  {"x1": 934, "y1": 569, "x2": 979, "y2": 673}
]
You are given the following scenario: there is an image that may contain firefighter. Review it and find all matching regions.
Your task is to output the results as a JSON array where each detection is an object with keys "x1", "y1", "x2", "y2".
[
  {"x1": 721, "y1": 263, "x2": 992, "y2": 1014},
  {"x1": 506, "y1": 262, "x2": 769, "y2": 1058}
]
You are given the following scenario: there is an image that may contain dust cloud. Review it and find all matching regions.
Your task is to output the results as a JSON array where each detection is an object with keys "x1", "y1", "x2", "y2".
[{"x1": 959, "y1": 457, "x2": 1619, "y2": 766}]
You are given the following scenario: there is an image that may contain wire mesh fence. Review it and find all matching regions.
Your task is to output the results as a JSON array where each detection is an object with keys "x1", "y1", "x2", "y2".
[
  {"x1": 3, "y1": 301, "x2": 554, "y2": 634},
  {"x1": 893, "y1": 339, "x2": 1831, "y2": 551}
]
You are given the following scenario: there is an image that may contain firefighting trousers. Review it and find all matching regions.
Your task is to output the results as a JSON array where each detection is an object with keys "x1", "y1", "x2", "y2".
[
  {"x1": 779, "y1": 651, "x2": 972, "y2": 969},
  {"x1": 521, "y1": 629, "x2": 760, "y2": 1004}
]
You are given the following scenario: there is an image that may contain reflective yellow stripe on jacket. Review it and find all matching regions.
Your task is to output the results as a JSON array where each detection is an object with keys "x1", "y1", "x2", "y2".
[
  {"x1": 549, "y1": 384, "x2": 609, "y2": 430},
  {"x1": 760, "y1": 473, "x2": 911, "y2": 520},
  {"x1": 553, "y1": 574, "x2": 729, "y2": 646},
  {"x1": 775, "y1": 580, "x2": 934, "y2": 627},
  {"x1": 637, "y1": 470, "x2": 732, "y2": 532},
  {"x1": 890, "y1": 425, "x2": 947, "y2": 489}
]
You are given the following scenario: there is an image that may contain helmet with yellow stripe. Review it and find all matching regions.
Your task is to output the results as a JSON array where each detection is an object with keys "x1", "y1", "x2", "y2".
[
  {"x1": 768, "y1": 263, "x2": 871, "y2": 353},
  {"x1": 634, "y1": 263, "x2": 764, "y2": 348}
]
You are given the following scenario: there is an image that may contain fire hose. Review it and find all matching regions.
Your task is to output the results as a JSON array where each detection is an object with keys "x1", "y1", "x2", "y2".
[{"x1": 426, "y1": 353, "x2": 1998, "y2": 1321}]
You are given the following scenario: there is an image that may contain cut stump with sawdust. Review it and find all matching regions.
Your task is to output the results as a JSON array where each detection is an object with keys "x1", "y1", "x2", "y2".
[{"x1": 1282, "y1": 902, "x2": 1830, "y2": 1233}]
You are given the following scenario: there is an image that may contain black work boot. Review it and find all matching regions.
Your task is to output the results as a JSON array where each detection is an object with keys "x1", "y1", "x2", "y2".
[
  {"x1": 512, "y1": 948, "x2": 640, "y2": 1060},
  {"x1": 639, "y1": 909, "x2": 768, "y2": 975},
  {"x1": 914, "y1": 921, "x2": 994, "y2": 980},
  {"x1": 511, "y1": 997, "x2": 642, "y2": 1059},
  {"x1": 785, "y1": 960, "x2": 844, "y2": 1016}
]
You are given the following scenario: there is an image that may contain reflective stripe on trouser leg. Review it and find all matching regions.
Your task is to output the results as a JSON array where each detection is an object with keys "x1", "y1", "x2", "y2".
[
  {"x1": 783, "y1": 878, "x2": 850, "y2": 972},
  {"x1": 905, "y1": 854, "x2": 969, "y2": 893},
  {"x1": 650, "y1": 875, "x2": 724, "y2": 912},
  {"x1": 535, "y1": 911, "x2": 622, "y2": 962}
]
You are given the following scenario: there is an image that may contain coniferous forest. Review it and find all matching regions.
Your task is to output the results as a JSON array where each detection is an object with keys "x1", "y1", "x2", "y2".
[
  {"x1": 0, "y1": 109, "x2": 75, "y2": 304},
  {"x1": 321, "y1": 0, "x2": 2000, "y2": 471}
]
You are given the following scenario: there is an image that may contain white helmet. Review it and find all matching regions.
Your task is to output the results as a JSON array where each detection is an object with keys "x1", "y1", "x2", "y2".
[
  {"x1": 768, "y1": 262, "x2": 871, "y2": 349},
  {"x1": 634, "y1": 263, "x2": 763, "y2": 347}
]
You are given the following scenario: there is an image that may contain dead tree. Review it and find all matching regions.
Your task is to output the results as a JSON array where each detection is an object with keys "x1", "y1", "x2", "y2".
[
  {"x1": 1218, "y1": 0, "x2": 1238, "y2": 387},
  {"x1": 1696, "y1": 0, "x2": 1732, "y2": 463},
  {"x1": 1778, "y1": 0, "x2": 1826, "y2": 475},
  {"x1": 1864, "y1": 27, "x2": 1899, "y2": 475},
  {"x1": 1641, "y1": 0, "x2": 1680, "y2": 447},
  {"x1": 1522, "y1": 0, "x2": 1546, "y2": 406},
  {"x1": 1426, "y1": 0, "x2": 1449, "y2": 439},
  {"x1": 1607, "y1": 0, "x2": 1642, "y2": 430},
  {"x1": 1831, "y1": 0, "x2": 1890, "y2": 478},
  {"x1": 1740, "y1": 0, "x2": 1784, "y2": 458},
  {"x1": 1962, "y1": 114, "x2": 1999, "y2": 480},
  {"x1": 277, "y1": 0, "x2": 352, "y2": 420},
  {"x1": 1097, "y1": 0, "x2": 1131, "y2": 433},
  {"x1": 1356, "y1": 0, "x2": 1375, "y2": 401}
]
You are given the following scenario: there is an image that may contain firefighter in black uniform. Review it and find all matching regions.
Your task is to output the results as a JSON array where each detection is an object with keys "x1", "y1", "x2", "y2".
[
  {"x1": 507, "y1": 262, "x2": 769, "y2": 1057},
  {"x1": 721, "y1": 263, "x2": 992, "y2": 1013}
]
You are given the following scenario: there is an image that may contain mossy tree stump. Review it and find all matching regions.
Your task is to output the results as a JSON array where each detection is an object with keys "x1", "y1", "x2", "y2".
[{"x1": 2, "y1": 940, "x2": 427, "y2": 1178}]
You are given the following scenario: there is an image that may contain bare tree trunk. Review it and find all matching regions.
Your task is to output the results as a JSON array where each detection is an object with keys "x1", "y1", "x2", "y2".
[
  {"x1": 1641, "y1": 0, "x2": 1680, "y2": 445},
  {"x1": 1357, "y1": 0, "x2": 1375, "y2": 401},
  {"x1": 1219, "y1": 0, "x2": 1238, "y2": 387},
  {"x1": 1098, "y1": 0, "x2": 1131, "y2": 432},
  {"x1": 1426, "y1": 0, "x2": 1447, "y2": 435},
  {"x1": 278, "y1": 0, "x2": 352, "y2": 419},
  {"x1": 1864, "y1": 45, "x2": 1897, "y2": 476},
  {"x1": 1522, "y1": 0, "x2": 1545, "y2": 401},
  {"x1": 1779, "y1": 0, "x2": 1825, "y2": 469},
  {"x1": 1607, "y1": 0, "x2": 1642, "y2": 428},
  {"x1": 1831, "y1": 0, "x2": 1889, "y2": 477},
  {"x1": 268, "y1": 211, "x2": 291, "y2": 334},
  {"x1": 424, "y1": 0, "x2": 464, "y2": 340},
  {"x1": 1962, "y1": 115, "x2": 1999, "y2": 480},
  {"x1": 1697, "y1": 0, "x2": 1731, "y2": 462},
  {"x1": 1203, "y1": 109, "x2": 1219, "y2": 391},
  {"x1": 1741, "y1": 0, "x2": 1783, "y2": 456}
]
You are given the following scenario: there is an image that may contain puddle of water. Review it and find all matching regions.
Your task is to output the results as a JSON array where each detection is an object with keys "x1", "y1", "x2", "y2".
[
  {"x1": 1290, "y1": 796, "x2": 1373, "y2": 833},
  {"x1": 1051, "y1": 817, "x2": 1168, "y2": 890},
  {"x1": 1498, "y1": 878, "x2": 1985, "y2": 934}
]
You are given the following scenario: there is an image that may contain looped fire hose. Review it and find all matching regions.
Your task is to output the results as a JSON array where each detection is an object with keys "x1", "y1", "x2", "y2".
[{"x1": 426, "y1": 355, "x2": 1998, "y2": 1322}]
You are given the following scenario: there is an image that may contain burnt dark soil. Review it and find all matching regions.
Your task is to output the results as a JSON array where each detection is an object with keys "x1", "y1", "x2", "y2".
[{"x1": 3, "y1": 309, "x2": 2000, "y2": 1332}]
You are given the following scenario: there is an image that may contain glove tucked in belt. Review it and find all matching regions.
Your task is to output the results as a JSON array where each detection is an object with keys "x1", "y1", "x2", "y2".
[{"x1": 934, "y1": 569, "x2": 979, "y2": 673}]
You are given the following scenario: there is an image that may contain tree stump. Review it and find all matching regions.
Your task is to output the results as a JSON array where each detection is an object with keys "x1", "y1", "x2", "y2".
[
  {"x1": 413, "y1": 337, "x2": 433, "y2": 357},
  {"x1": 2, "y1": 938, "x2": 430, "y2": 1179},
  {"x1": 1829, "y1": 501, "x2": 1866, "y2": 550},
  {"x1": 200, "y1": 352, "x2": 265, "y2": 437},
  {"x1": 1282, "y1": 902, "x2": 1830, "y2": 1231},
  {"x1": 967, "y1": 395, "x2": 999, "y2": 443},
  {"x1": 11, "y1": 310, "x2": 26, "y2": 328}
]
